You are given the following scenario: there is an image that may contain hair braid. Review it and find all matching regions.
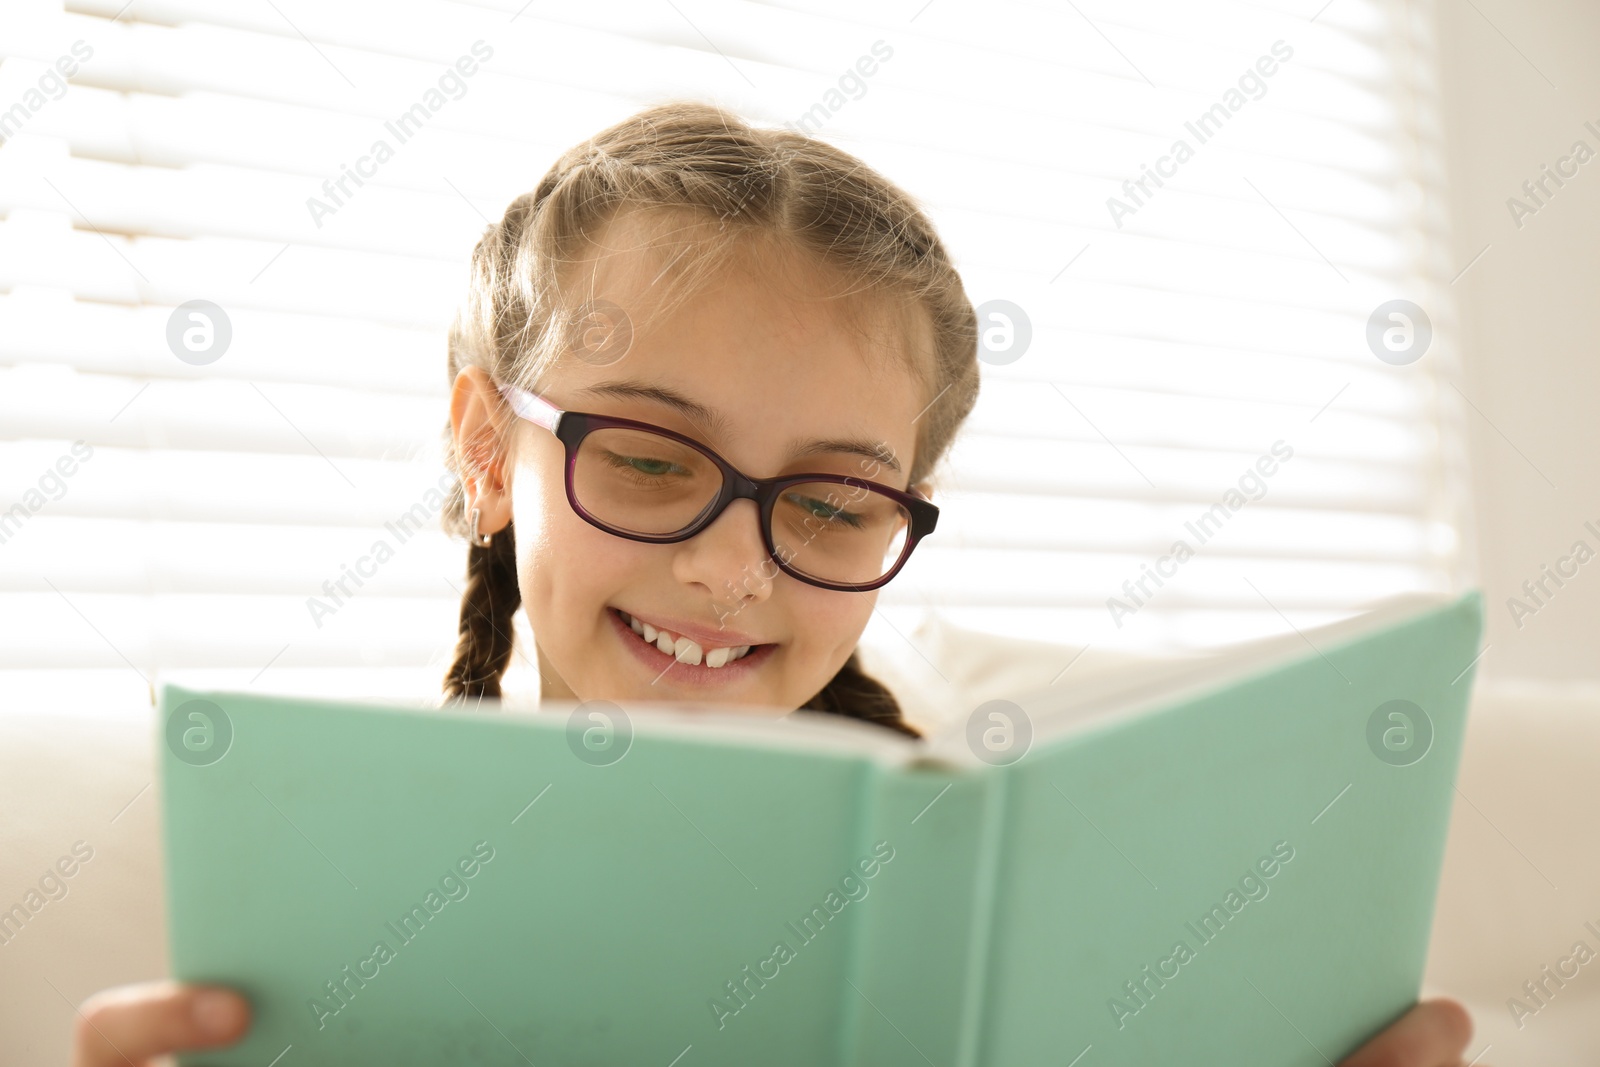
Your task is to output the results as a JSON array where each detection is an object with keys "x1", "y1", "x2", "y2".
[
  {"x1": 801, "y1": 651, "x2": 921, "y2": 739},
  {"x1": 442, "y1": 520, "x2": 521, "y2": 703}
]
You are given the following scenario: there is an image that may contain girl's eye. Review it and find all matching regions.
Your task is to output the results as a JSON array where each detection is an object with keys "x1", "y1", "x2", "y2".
[
  {"x1": 601, "y1": 451, "x2": 684, "y2": 477},
  {"x1": 784, "y1": 492, "x2": 867, "y2": 529}
]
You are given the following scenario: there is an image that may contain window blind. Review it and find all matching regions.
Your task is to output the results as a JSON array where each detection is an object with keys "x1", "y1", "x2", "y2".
[{"x1": 0, "y1": 0, "x2": 1471, "y2": 713}]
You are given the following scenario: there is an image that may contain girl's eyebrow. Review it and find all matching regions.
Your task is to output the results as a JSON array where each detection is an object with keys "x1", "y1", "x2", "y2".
[{"x1": 577, "y1": 379, "x2": 903, "y2": 475}]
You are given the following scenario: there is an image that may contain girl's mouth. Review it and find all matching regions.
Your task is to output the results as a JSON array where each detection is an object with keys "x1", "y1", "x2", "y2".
[{"x1": 606, "y1": 607, "x2": 777, "y2": 682}]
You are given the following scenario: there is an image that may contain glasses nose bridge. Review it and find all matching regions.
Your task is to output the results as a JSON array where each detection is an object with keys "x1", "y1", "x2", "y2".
[{"x1": 710, "y1": 465, "x2": 773, "y2": 528}]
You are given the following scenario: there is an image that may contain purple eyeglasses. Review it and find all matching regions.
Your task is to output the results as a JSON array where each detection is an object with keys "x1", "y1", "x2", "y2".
[{"x1": 494, "y1": 379, "x2": 938, "y2": 592}]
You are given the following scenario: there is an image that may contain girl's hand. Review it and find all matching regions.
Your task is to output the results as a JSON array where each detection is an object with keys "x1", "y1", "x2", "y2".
[
  {"x1": 71, "y1": 981, "x2": 250, "y2": 1067},
  {"x1": 1339, "y1": 997, "x2": 1482, "y2": 1067}
]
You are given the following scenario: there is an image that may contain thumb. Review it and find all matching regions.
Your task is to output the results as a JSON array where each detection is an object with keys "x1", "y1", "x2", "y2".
[{"x1": 72, "y1": 981, "x2": 250, "y2": 1067}]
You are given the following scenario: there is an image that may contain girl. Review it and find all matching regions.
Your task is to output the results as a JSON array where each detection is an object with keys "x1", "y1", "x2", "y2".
[
  {"x1": 70, "y1": 102, "x2": 1479, "y2": 1067},
  {"x1": 432, "y1": 99, "x2": 974, "y2": 738}
]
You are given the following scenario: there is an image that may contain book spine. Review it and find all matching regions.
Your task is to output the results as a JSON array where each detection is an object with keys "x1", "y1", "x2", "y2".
[
  {"x1": 833, "y1": 759, "x2": 887, "y2": 1066},
  {"x1": 839, "y1": 765, "x2": 1005, "y2": 1066},
  {"x1": 952, "y1": 766, "x2": 1011, "y2": 1067}
]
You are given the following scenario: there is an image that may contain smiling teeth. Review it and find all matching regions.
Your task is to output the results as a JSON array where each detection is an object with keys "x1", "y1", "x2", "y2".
[{"x1": 622, "y1": 611, "x2": 754, "y2": 668}]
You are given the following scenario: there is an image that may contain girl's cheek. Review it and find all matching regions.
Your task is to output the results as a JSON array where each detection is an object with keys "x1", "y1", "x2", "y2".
[
  {"x1": 524, "y1": 487, "x2": 636, "y2": 603},
  {"x1": 510, "y1": 450, "x2": 620, "y2": 640},
  {"x1": 512, "y1": 432, "x2": 616, "y2": 573},
  {"x1": 792, "y1": 583, "x2": 875, "y2": 664}
]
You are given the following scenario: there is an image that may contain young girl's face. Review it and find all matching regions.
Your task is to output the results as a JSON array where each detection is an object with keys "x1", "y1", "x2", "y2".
[{"x1": 467, "y1": 215, "x2": 933, "y2": 713}]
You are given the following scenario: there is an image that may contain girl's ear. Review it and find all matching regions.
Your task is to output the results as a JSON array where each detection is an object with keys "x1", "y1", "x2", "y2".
[
  {"x1": 450, "y1": 366, "x2": 514, "y2": 536},
  {"x1": 911, "y1": 480, "x2": 935, "y2": 503}
]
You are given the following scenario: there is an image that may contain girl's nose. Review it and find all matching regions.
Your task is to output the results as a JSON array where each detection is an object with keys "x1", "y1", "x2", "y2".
[{"x1": 670, "y1": 498, "x2": 776, "y2": 607}]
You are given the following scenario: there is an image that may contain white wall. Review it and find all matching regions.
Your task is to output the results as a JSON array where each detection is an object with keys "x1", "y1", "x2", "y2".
[{"x1": 1437, "y1": 0, "x2": 1600, "y2": 685}]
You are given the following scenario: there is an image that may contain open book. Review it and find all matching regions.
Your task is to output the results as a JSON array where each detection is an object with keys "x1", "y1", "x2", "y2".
[{"x1": 158, "y1": 589, "x2": 1483, "y2": 1067}]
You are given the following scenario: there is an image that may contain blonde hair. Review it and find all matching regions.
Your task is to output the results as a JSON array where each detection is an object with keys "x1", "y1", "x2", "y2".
[{"x1": 439, "y1": 101, "x2": 980, "y2": 735}]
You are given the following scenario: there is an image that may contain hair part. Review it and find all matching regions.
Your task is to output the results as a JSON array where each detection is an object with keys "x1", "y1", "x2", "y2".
[{"x1": 440, "y1": 100, "x2": 981, "y2": 738}]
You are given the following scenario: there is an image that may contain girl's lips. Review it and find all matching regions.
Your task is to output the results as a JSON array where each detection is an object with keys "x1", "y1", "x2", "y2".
[{"x1": 606, "y1": 607, "x2": 777, "y2": 685}]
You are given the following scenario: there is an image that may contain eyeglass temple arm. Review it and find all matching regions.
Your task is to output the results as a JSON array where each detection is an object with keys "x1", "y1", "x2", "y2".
[{"x1": 495, "y1": 380, "x2": 562, "y2": 432}]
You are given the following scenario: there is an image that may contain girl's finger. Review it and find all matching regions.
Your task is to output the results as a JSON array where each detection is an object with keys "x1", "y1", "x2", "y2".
[
  {"x1": 1338, "y1": 997, "x2": 1475, "y2": 1067},
  {"x1": 71, "y1": 980, "x2": 250, "y2": 1067}
]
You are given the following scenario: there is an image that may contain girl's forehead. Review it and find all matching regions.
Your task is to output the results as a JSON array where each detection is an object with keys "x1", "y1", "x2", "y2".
[
  {"x1": 546, "y1": 213, "x2": 931, "y2": 471},
  {"x1": 573, "y1": 207, "x2": 929, "y2": 376}
]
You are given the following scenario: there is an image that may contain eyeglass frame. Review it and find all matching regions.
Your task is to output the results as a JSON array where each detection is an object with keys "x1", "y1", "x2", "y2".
[{"x1": 492, "y1": 379, "x2": 939, "y2": 592}]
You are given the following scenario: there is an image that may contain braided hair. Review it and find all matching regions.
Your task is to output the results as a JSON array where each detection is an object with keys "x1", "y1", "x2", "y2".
[
  {"x1": 800, "y1": 649, "x2": 922, "y2": 739},
  {"x1": 441, "y1": 523, "x2": 520, "y2": 703},
  {"x1": 440, "y1": 102, "x2": 981, "y2": 740}
]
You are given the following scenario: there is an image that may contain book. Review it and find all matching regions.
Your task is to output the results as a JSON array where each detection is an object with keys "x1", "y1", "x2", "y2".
[{"x1": 157, "y1": 589, "x2": 1484, "y2": 1067}]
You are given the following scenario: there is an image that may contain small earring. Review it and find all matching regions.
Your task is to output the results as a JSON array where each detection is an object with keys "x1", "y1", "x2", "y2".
[{"x1": 469, "y1": 507, "x2": 493, "y2": 549}]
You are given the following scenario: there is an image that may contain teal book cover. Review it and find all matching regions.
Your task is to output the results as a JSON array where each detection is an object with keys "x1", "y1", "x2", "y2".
[{"x1": 158, "y1": 590, "x2": 1483, "y2": 1067}]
